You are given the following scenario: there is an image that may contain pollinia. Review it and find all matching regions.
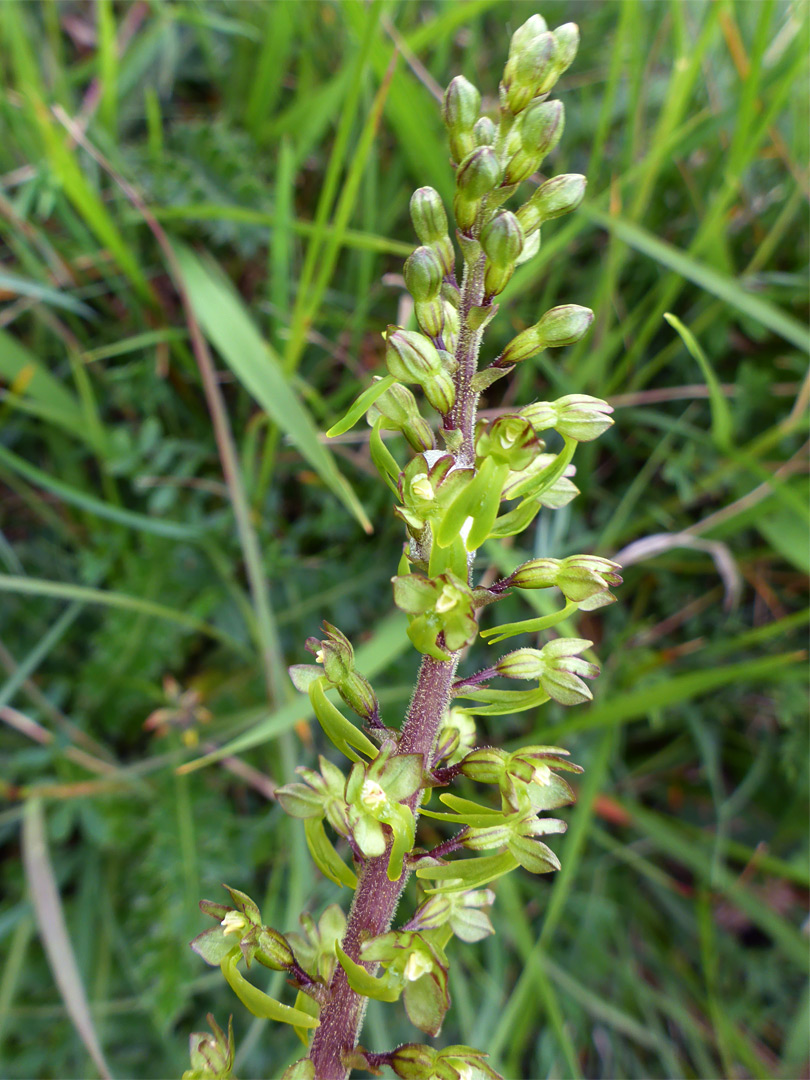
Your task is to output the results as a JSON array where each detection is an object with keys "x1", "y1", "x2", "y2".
[{"x1": 186, "y1": 14, "x2": 620, "y2": 1080}]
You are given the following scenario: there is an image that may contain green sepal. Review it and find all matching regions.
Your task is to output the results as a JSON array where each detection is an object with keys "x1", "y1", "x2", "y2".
[
  {"x1": 335, "y1": 944, "x2": 402, "y2": 1002},
  {"x1": 304, "y1": 818, "x2": 358, "y2": 889},
  {"x1": 452, "y1": 685, "x2": 551, "y2": 716},
  {"x1": 481, "y1": 600, "x2": 579, "y2": 644},
  {"x1": 309, "y1": 680, "x2": 377, "y2": 761},
  {"x1": 508, "y1": 834, "x2": 561, "y2": 873},
  {"x1": 420, "y1": 806, "x2": 504, "y2": 828},
  {"x1": 416, "y1": 851, "x2": 519, "y2": 893},
  {"x1": 190, "y1": 930, "x2": 239, "y2": 967},
  {"x1": 326, "y1": 375, "x2": 397, "y2": 437},
  {"x1": 428, "y1": 533, "x2": 468, "y2": 580},
  {"x1": 220, "y1": 951, "x2": 319, "y2": 1029},
  {"x1": 292, "y1": 989, "x2": 321, "y2": 1047},
  {"x1": 369, "y1": 418, "x2": 401, "y2": 495},
  {"x1": 403, "y1": 966, "x2": 449, "y2": 1037},
  {"x1": 387, "y1": 810, "x2": 415, "y2": 881},
  {"x1": 488, "y1": 498, "x2": 540, "y2": 539},
  {"x1": 440, "y1": 793, "x2": 503, "y2": 818}
]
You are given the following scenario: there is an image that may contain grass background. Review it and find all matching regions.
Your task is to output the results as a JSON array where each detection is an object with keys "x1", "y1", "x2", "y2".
[{"x1": 0, "y1": 1, "x2": 807, "y2": 1077}]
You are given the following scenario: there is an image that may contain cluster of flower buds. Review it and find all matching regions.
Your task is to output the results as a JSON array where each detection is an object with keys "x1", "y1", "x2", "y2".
[{"x1": 502, "y1": 15, "x2": 579, "y2": 113}]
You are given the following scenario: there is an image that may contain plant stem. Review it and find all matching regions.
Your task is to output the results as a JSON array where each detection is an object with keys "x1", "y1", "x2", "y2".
[
  {"x1": 306, "y1": 655, "x2": 459, "y2": 1078},
  {"x1": 307, "y1": 246, "x2": 486, "y2": 1078}
]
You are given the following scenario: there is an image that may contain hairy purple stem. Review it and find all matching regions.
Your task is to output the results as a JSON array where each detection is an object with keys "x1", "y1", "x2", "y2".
[
  {"x1": 306, "y1": 655, "x2": 459, "y2": 1077},
  {"x1": 307, "y1": 230, "x2": 486, "y2": 1080}
]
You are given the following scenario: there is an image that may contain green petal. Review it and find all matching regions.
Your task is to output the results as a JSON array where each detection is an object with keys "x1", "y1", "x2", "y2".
[
  {"x1": 220, "y1": 952, "x2": 319, "y2": 1028},
  {"x1": 303, "y1": 818, "x2": 357, "y2": 889},
  {"x1": 335, "y1": 944, "x2": 402, "y2": 1002}
]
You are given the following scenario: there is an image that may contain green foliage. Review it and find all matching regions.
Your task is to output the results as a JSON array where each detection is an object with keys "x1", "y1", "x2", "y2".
[{"x1": 0, "y1": 2, "x2": 806, "y2": 1078}]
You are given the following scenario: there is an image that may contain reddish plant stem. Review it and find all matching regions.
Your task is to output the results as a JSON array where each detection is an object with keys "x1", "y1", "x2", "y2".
[
  {"x1": 308, "y1": 241, "x2": 487, "y2": 1080},
  {"x1": 306, "y1": 655, "x2": 459, "y2": 1078}
]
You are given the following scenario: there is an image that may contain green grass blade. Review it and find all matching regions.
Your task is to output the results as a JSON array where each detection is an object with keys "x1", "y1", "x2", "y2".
[
  {"x1": 175, "y1": 244, "x2": 371, "y2": 533},
  {"x1": 0, "y1": 574, "x2": 248, "y2": 656},
  {"x1": 664, "y1": 314, "x2": 734, "y2": 449},
  {"x1": 22, "y1": 798, "x2": 113, "y2": 1080},
  {"x1": 0, "y1": 445, "x2": 206, "y2": 541},
  {"x1": 583, "y1": 205, "x2": 810, "y2": 354}
]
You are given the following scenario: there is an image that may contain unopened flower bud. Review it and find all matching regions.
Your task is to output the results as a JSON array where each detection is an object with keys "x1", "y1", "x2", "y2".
[
  {"x1": 340, "y1": 671, "x2": 380, "y2": 723},
  {"x1": 517, "y1": 173, "x2": 586, "y2": 234},
  {"x1": 410, "y1": 187, "x2": 449, "y2": 245},
  {"x1": 424, "y1": 368, "x2": 455, "y2": 413},
  {"x1": 505, "y1": 100, "x2": 564, "y2": 185},
  {"x1": 256, "y1": 926, "x2": 296, "y2": 970},
  {"x1": 443, "y1": 75, "x2": 481, "y2": 133},
  {"x1": 481, "y1": 211, "x2": 524, "y2": 268},
  {"x1": 521, "y1": 393, "x2": 613, "y2": 441},
  {"x1": 368, "y1": 381, "x2": 434, "y2": 452},
  {"x1": 500, "y1": 304, "x2": 593, "y2": 364},
  {"x1": 386, "y1": 328, "x2": 442, "y2": 382},
  {"x1": 508, "y1": 14, "x2": 548, "y2": 57},
  {"x1": 414, "y1": 298, "x2": 445, "y2": 340},
  {"x1": 481, "y1": 211, "x2": 524, "y2": 297},
  {"x1": 404, "y1": 246, "x2": 443, "y2": 302},
  {"x1": 503, "y1": 30, "x2": 556, "y2": 114},
  {"x1": 509, "y1": 557, "x2": 559, "y2": 590},
  {"x1": 443, "y1": 75, "x2": 481, "y2": 162},
  {"x1": 473, "y1": 115, "x2": 496, "y2": 146},
  {"x1": 545, "y1": 22, "x2": 579, "y2": 90},
  {"x1": 455, "y1": 146, "x2": 503, "y2": 199}
]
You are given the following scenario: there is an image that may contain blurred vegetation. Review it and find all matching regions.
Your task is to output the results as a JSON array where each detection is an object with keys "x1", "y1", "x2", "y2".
[{"x1": 0, "y1": 1, "x2": 807, "y2": 1078}]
